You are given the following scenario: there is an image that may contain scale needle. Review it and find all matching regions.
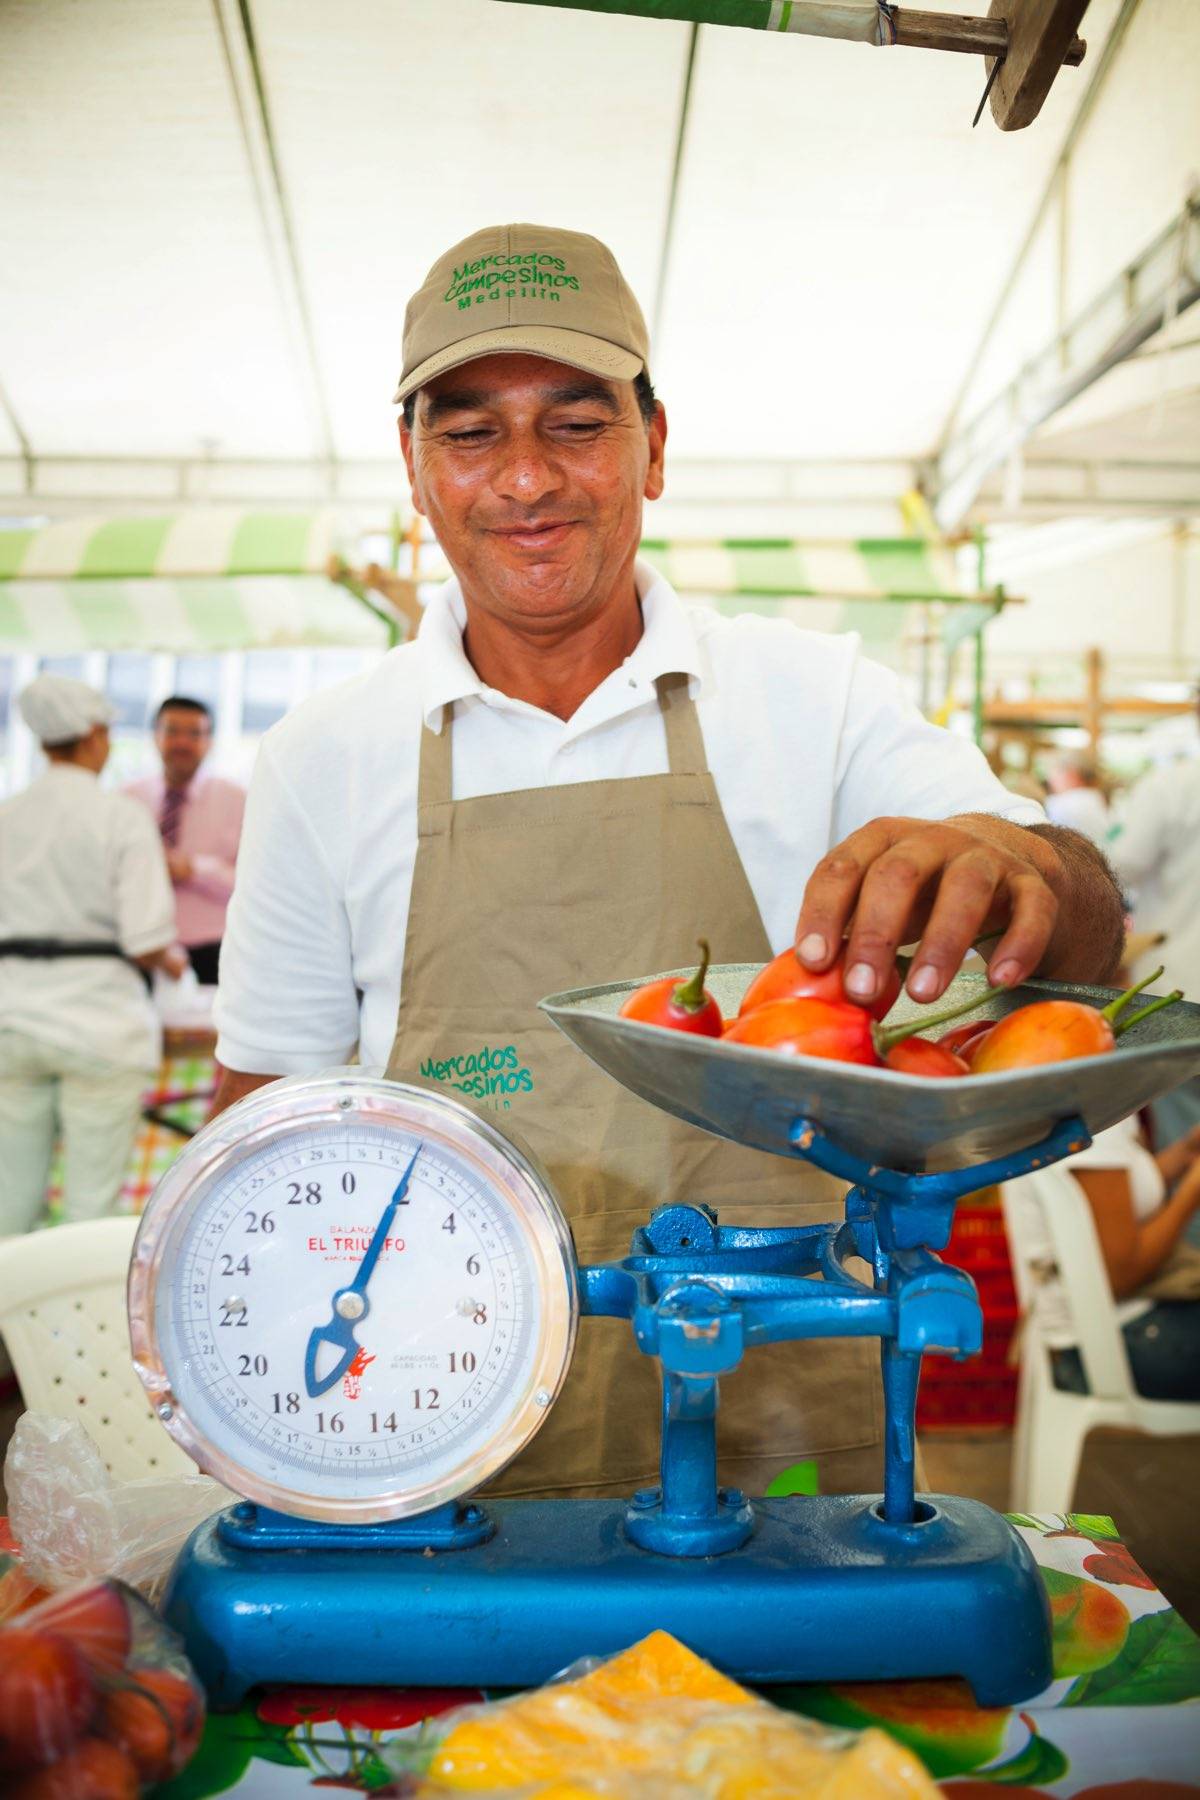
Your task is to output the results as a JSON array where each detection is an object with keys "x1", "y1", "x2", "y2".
[{"x1": 303, "y1": 1143, "x2": 422, "y2": 1399}]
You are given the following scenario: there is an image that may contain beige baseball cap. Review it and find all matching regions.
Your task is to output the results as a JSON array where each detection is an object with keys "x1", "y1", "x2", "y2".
[{"x1": 393, "y1": 223, "x2": 649, "y2": 406}]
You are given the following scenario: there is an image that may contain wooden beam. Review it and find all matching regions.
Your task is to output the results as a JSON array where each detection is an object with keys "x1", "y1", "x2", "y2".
[
  {"x1": 984, "y1": 698, "x2": 1193, "y2": 725},
  {"x1": 364, "y1": 563, "x2": 424, "y2": 634},
  {"x1": 895, "y1": 8, "x2": 1084, "y2": 62},
  {"x1": 987, "y1": 0, "x2": 1090, "y2": 131}
]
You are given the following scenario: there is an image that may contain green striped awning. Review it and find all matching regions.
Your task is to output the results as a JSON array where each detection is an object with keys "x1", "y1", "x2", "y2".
[
  {"x1": 638, "y1": 538, "x2": 962, "y2": 600},
  {"x1": 0, "y1": 510, "x2": 341, "y2": 581},
  {"x1": 637, "y1": 537, "x2": 976, "y2": 659},
  {"x1": 0, "y1": 575, "x2": 389, "y2": 653},
  {"x1": 0, "y1": 511, "x2": 393, "y2": 651}
]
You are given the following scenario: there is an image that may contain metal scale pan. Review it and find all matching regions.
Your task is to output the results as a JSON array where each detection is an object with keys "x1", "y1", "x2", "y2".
[{"x1": 541, "y1": 967, "x2": 1200, "y2": 1172}]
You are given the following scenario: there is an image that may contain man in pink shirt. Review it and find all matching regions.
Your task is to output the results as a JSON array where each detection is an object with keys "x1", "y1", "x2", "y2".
[{"x1": 125, "y1": 697, "x2": 245, "y2": 986}]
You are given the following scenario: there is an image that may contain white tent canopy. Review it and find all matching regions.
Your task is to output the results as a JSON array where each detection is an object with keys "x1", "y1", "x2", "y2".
[{"x1": 2, "y1": 0, "x2": 1196, "y2": 528}]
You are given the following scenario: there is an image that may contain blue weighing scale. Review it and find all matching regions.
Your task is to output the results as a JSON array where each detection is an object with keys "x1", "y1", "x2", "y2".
[{"x1": 131, "y1": 968, "x2": 1200, "y2": 1710}]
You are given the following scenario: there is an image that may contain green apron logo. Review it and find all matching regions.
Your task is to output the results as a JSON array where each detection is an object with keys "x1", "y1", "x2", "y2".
[{"x1": 420, "y1": 1043, "x2": 534, "y2": 1110}]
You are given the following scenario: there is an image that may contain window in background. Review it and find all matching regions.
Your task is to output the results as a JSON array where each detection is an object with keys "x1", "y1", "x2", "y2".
[
  {"x1": 0, "y1": 645, "x2": 388, "y2": 797},
  {"x1": 241, "y1": 651, "x2": 298, "y2": 735},
  {"x1": 38, "y1": 654, "x2": 87, "y2": 681},
  {"x1": 172, "y1": 655, "x2": 223, "y2": 713},
  {"x1": 107, "y1": 652, "x2": 155, "y2": 730}
]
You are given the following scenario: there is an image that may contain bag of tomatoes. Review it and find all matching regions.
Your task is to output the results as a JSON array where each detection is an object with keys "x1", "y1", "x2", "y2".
[{"x1": 0, "y1": 1577, "x2": 206, "y2": 1797}]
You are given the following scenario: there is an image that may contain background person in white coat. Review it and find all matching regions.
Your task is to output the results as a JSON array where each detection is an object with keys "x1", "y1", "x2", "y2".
[
  {"x1": 1043, "y1": 750, "x2": 1110, "y2": 846},
  {"x1": 1108, "y1": 703, "x2": 1200, "y2": 1152},
  {"x1": 0, "y1": 676, "x2": 183, "y2": 1234}
]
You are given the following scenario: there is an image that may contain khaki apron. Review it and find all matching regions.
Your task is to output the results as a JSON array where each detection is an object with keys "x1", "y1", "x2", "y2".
[{"x1": 386, "y1": 674, "x2": 882, "y2": 1499}]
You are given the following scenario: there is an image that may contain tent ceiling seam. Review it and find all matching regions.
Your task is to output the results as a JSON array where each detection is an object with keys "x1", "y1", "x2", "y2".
[
  {"x1": 651, "y1": 24, "x2": 701, "y2": 357},
  {"x1": 0, "y1": 371, "x2": 36, "y2": 488},
  {"x1": 210, "y1": 0, "x2": 339, "y2": 474}
]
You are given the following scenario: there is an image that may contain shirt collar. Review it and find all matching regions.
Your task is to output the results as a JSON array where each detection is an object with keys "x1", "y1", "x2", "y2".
[
  {"x1": 149, "y1": 764, "x2": 211, "y2": 797},
  {"x1": 417, "y1": 557, "x2": 703, "y2": 732}
]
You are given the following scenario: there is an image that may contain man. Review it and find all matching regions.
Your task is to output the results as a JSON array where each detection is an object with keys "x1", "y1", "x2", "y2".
[
  {"x1": 1108, "y1": 709, "x2": 1200, "y2": 1147},
  {"x1": 0, "y1": 675, "x2": 183, "y2": 1233},
  {"x1": 126, "y1": 696, "x2": 245, "y2": 986},
  {"x1": 214, "y1": 223, "x2": 1124, "y2": 1498}
]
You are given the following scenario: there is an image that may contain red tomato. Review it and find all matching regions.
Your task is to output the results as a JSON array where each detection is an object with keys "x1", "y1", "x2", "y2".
[
  {"x1": 119, "y1": 1668, "x2": 203, "y2": 1779},
  {"x1": 884, "y1": 1038, "x2": 970, "y2": 1077},
  {"x1": 970, "y1": 1001, "x2": 1114, "y2": 1074},
  {"x1": 619, "y1": 940, "x2": 723, "y2": 1037},
  {"x1": 8, "y1": 1737, "x2": 140, "y2": 1800},
  {"x1": 0, "y1": 1629, "x2": 96, "y2": 1772},
  {"x1": 723, "y1": 997, "x2": 880, "y2": 1065},
  {"x1": 939, "y1": 1021, "x2": 994, "y2": 1056},
  {"x1": 738, "y1": 946, "x2": 901, "y2": 1022},
  {"x1": 97, "y1": 1685, "x2": 174, "y2": 1785},
  {"x1": 28, "y1": 1585, "x2": 132, "y2": 1676}
]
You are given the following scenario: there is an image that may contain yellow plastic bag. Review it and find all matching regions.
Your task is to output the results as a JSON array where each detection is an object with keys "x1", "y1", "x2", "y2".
[{"x1": 413, "y1": 1630, "x2": 940, "y2": 1799}]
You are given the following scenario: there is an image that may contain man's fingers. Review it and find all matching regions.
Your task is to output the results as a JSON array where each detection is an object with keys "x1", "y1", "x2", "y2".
[
  {"x1": 841, "y1": 837, "x2": 946, "y2": 1002},
  {"x1": 796, "y1": 818, "x2": 1060, "y2": 1004},
  {"x1": 795, "y1": 822, "x2": 895, "y2": 968},
  {"x1": 905, "y1": 851, "x2": 1003, "y2": 1002},
  {"x1": 985, "y1": 870, "x2": 1059, "y2": 989}
]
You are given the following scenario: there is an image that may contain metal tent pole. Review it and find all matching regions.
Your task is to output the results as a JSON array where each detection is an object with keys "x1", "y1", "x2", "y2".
[{"x1": 498, "y1": 1, "x2": 1086, "y2": 65}]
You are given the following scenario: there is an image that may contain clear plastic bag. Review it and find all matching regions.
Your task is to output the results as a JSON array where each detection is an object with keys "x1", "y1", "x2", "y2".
[
  {"x1": 388, "y1": 1630, "x2": 942, "y2": 1799},
  {"x1": 0, "y1": 1577, "x2": 206, "y2": 1794},
  {"x1": 4, "y1": 1412, "x2": 231, "y2": 1604}
]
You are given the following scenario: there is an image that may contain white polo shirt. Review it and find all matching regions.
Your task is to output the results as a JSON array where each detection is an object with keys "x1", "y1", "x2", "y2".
[
  {"x1": 215, "y1": 562, "x2": 1041, "y2": 1075},
  {"x1": 0, "y1": 763, "x2": 175, "y2": 1070}
]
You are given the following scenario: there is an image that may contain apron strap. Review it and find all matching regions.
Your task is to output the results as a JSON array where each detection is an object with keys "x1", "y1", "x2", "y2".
[
  {"x1": 416, "y1": 708, "x2": 454, "y2": 813},
  {"x1": 655, "y1": 672, "x2": 707, "y2": 777},
  {"x1": 416, "y1": 671, "x2": 708, "y2": 812}
]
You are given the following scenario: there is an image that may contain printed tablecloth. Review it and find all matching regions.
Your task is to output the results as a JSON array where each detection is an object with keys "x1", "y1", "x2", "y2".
[{"x1": 147, "y1": 1511, "x2": 1200, "y2": 1798}]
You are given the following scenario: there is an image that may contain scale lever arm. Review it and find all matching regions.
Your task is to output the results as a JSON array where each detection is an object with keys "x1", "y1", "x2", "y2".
[{"x1": 303, "y1": 1144, "x2": 422, "y2": 1399}]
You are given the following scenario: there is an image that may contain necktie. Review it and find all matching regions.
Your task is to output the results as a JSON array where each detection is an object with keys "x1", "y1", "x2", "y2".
[{"x1": 160, "y1": 785, "x2": 186, "y2": 848}]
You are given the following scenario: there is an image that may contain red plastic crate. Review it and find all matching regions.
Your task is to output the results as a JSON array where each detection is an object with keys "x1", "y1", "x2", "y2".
[
  {"x1": 915, "y1": 1197, "x2": 1020, "y2": 1429},
  {"x1": 917, "y1": 1372, "x2": 1018, "y2": 1429}
]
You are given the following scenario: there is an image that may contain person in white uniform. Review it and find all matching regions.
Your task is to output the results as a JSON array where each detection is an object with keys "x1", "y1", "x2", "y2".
[
  {"x1": 0, "y1": 676, "x2": 184, "y2": 1234},
  {"x1": 1043, "y1": 750, "x2": 1110, "y2": 847},
  {"x1": 1108, "y1": 724, "x2": 1200, "y2": 1148}
]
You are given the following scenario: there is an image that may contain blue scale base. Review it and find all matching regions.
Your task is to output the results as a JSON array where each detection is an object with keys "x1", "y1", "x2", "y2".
[{"x1": 165, "y1": 1494, "x2": 1052, "y2": 1709}]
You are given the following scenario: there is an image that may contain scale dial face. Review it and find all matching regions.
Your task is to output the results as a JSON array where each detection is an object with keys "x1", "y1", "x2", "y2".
[{"x1": 130, "y1": 1073, "x2": 578, "y2": 1523}]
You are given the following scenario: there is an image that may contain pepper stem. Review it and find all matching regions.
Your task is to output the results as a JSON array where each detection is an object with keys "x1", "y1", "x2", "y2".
[
  {"x1": 1113, "y1": 990, "x2": 1183, "y2": 1038},
  {"x1": 674, "y1": 939, "x2": 712, "y2": 1013},
  {"x1": 1100, "y1": 965, "x2": 1164, "y2": 1024},
  {"x1": 875, "y1": 983, "x2": 1005, "y2": 1053}
]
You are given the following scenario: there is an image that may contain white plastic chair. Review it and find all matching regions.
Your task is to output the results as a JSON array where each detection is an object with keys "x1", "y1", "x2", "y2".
[
  {"x1": 0, "y1": 1217, "x2": 194, "y2": 1482},
  {"x1": 1001, "y1": 1166, "x2": 1200, "y2": 1513}
]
